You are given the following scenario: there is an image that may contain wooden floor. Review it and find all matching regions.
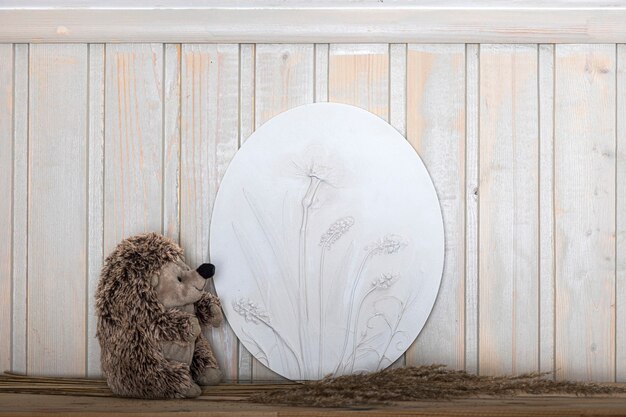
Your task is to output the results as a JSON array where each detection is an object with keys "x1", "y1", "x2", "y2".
[
  {"x1": 3, "y1": 374, "x2": 626, "y2": 416},
  {"x1": 5, "y1": 391, "x2": 626, "y2": 416}
]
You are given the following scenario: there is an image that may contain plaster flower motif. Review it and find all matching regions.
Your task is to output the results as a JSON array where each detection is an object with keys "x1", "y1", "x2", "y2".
[
  {"x1": 371, "y1": 273, "x2": 399, "y2": 290},
  {"x1": 233, "y1": 298, "x2": 270, "y2": 324},
  {"x1": 319, "y1": 216, "x2": 355, "y2": 250}
]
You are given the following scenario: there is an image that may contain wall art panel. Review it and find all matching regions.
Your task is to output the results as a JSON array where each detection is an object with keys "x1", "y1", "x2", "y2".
[{"x1": 211, "y1": 102, "x2": 445, "y2": 380}]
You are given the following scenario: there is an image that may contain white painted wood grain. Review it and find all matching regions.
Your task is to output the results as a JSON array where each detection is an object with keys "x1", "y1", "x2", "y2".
[
  {"x1": 86, "y1": 43, "x2": 104, "y2": 377},
  {"x1": 28, "y1": 44, "x2": 88, "y2": 376},
  {"x1": 0, "y1": 44, "x2": 13, "y2": 373},
  {"x1": 239, "y1": 44, "x2": 255, "y2": 146},
  {"x1": 314, "y1": 44, "x2": 328, "y2": 103},
  {"x1": 11, "y1": 44, "x2": 28, "y2": 375},
  {"x1": 237, "y1": 43, "x2": 255, "y2": 383},
  {"x1": 163, "y1": 44, "x2": 181, "y2": 243},
  {"x1": 389, "y1": 44, "x2": 406, "y2": 138},
  {"x1": 2, "y1": 6, "x2": 626, "y2": 43},
  {"x1": 5, "y1": 39, "x2": 626, "y2": 381},
  {"x1": 617, "y1": 44, "x2": 626, "y2": 382},
  {"x1": 253, "y1": 43, "x2": 314, "y2": 381},
  {"x1": 539, "y1": 43, "x2": 555, "y2": 377},
  {"x1": 479, "y1": 44, "x2": 539, "y2": 376},
  {"x1": 555, "y1": 44, "x2": 616, "y2": 382},
  {"x1": 255, "y1": 44, "x2": 315, "y2": 128},
  {"x1": 6, "y1": 1, "x2": 626, "y2": 8},
  {"x1": 5, "y1": 1, "x2": 626, "y2": 9},
  {"x1": 328, "y1": 44, "x2": 389, "y2": 121},
  {"x1": 179, "y1": 44, "x2": 240, "y2": 381},
  {"x1": 405, "y1": 43, "x2": 466, "y2": 371},
  {"x1": 464, "y1": 43, "x2": 479, "y2": 375},
  {"x1": 103, "y1": 44, "x2": 164, "y2": 255}
]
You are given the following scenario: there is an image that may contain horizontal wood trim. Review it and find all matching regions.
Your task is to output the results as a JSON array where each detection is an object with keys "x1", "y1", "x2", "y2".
[{"x1": 2, "y1": 7, "x2": 626, "y2": 43}]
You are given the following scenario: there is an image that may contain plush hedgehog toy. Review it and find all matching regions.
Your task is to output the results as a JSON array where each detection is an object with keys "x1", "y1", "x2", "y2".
[{"x1": 95, "y1": 232, "x2": 223, "y2": 399}]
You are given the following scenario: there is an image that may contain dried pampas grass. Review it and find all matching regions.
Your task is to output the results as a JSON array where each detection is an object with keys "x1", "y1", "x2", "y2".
[{"x1": 251, "y1": 365, "x2": 626, "y2": 408}]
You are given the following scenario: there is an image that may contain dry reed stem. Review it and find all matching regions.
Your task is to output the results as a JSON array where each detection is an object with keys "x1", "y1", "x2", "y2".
[{"x1": 251, "y1": 365, "x2": 626, "y2": 408}]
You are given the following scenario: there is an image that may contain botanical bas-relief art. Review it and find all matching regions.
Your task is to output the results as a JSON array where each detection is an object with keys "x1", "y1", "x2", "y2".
[{"x1": 211, "y1": 103, "x2": 444, "y2": 380}]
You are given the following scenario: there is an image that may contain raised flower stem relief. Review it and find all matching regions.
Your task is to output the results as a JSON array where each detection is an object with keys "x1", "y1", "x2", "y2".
[
  {"x1": 233, "y1": 297, "x2": 302, "y2": 378},
  {"x1": 317, "y1": 216, "x2": 354, "y2": 378},
  {"x1": 294, "y1": 152, "x2": 340, "y2": 377},
  {"x1": 334, "y1": 234, "x2": 407, "y2": 375},
  {"x1": 375, "y1": 294, "x2": 417, "y2": 370},
  {"x1": 346, "y1": 273, "x2": 399, "y2": 373}
]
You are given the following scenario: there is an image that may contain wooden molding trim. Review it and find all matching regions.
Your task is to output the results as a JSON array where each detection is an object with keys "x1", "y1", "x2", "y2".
[{"x1": 1, "y1": 2, "x2": 626, "y2": 43}]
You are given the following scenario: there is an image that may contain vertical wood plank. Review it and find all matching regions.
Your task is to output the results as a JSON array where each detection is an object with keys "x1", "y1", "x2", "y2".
[
  {"x1": 86, "y1": 43, "x2": 105, "y2": 377},
  {"x1": 389, "y1": 43, "x2": 407, "y2": 369},
  {"x1": 465, "y1": 43, "x2": 480, "y2": 375},
  {"x1": 328, "y1": 44, "x2": 389, "y2": 120},
  {"x1": 253, "y1": 43, "x2": 314, "y2": 381},
  {"x1": 28, "y1": 44, "x2": 88, "y2": 376},
  {"x1": 539, "y1": 44, "x2": 555, "y2": 377},
  {"x1": 12, "y1": 44, "x2": 28, "y2": 374},
  {"x1": 0, "y1": 44, "x2": 13, "y2": 373},
  {"x1": 555, "y1": 44, "x2": 616, "y2": 382},
  {"x1": 163, "y1": 44, "x2": 181, "y2": 243},
  {"x1": 405, "y1": 44, "x2": 466, "y2": 370},
  {"x1": 180, "y1": 44, "x2": 240, "y2": 382},
  {"x1": 237, "y1": 43, "x2": 255, "y2": 383},
  {"x1": 315, "y1": 44, "x2": 328, "y2": 103},
  {"x1": 390, "y1": 44, "x2": 406, "y2": 137},
  {"x1": 104, "y1": 44, "x2": 163, "y2": 255},
  {"x1": 479, "y1": 44, "x2": 539, "y2": 376},
  {"x1": 618, "y1": 44, "x2": 626, "y2": 382},
  {"x1": 256, "y1": 44, "x2": 315, "y2": 124}
]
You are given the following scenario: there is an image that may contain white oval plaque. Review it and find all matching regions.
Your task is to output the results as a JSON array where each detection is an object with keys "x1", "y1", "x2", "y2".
[{"x1": 211, "y1": 103, "x2": 444, "y2": 380}]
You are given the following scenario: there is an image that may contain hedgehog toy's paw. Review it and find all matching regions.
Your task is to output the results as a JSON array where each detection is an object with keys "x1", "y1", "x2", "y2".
[
  {"x1": 183, "y1": 382, "x2": 202, "y2": 398},
  {"x1": 208, "y1": 304, "x2": 224, "y2": 327},
  {"x1": 188, "y1": 316, "x2": 201, "y2": 342},
  {"x1": 196, "y1": 368, "x2": 222, "y2": 386}
]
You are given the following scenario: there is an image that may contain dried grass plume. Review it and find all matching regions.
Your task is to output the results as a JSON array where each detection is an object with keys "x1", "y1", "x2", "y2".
[{"x1": 251, "y1": 365, "x2": 626, "y2": 408}]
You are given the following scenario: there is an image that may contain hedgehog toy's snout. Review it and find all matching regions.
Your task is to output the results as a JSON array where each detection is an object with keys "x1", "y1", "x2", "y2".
[{"x1": 196, "y1": 263, "x2": 215, "y2": 279}]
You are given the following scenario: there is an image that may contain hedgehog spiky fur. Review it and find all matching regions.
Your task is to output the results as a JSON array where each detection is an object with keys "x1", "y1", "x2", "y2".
[{"x1": 95, "y1": 232, "x2": 223, "y2": 399}]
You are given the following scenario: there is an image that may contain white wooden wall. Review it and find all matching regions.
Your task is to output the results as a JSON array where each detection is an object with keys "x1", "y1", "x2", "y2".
[{"x1": 1, "y1": 42, "x2": 625, "y2": 382}]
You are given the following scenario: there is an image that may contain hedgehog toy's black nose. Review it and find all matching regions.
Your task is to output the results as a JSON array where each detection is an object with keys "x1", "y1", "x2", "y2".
[{"x1": 197, "y1": 263, "x2": 215, "y2": 279}]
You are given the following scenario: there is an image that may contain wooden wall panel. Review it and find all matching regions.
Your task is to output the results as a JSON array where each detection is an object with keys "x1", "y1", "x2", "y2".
[
  {"x1": 28, "y1": 44, "x2": 88, "y2": 376},
  {"x1": 11, "y1": 44, "x2": 28, "y2": 374},
  {"x1": 315, "y1": 44, "x2": 329, "y2": 103},
  {"x1": 465, "y1": 43, "x2": 480, "y2": 374},
  {"x1": 479, "y1": 44, "x2": 539, "y2": 376},
  {"x1": 180, "y1": 44, "x2": 240, "y2": 381},
  {"x1": 555, "y1": 44, "x2": 616, "y2": 381},
  {"x1": 237, "y1": 43, "x2": 255, "y2": 383},
  {"x1": 538, "y1": 44, "x2": 555, "y2": 377},
  {"x1": 618, "y1": 44, "x2": 626, "y2": 382},
  {"x1": 1, "y1": 41, "x2": 625, "y2": 382},
  {"x1": 405, "y1": 44, "x2": 466, "y2": 370},
  {"x1": 86, "y1": 44, "x2": 105, "y2": 377},
  {"x1": 0, "y1": 44, "x2": 13, "y2": 373},
  {"x1": 328, "y1": 44, "x2": 389, "y2": 120},
  {"x1": 253, "y1": 43, "x2": 315, "y2": 380},
  {"x1": 163, "y1": 44, "x2": 181, "y2": 243},
  {"x1": 389, "y1": 44, "x2": 406, "y2": 139},
  {"x1": 103, "y1": 44, "x2": 164, "y2": 255}
]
